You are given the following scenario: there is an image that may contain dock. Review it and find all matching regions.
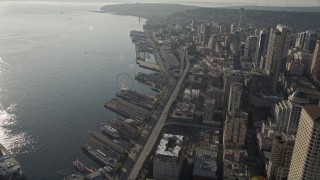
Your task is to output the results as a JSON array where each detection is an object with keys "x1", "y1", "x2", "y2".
[
  {"x1": 90, "y1": 131, "x2": 124, "y2": 154},
  {"x1": 136, "y1": 60, "x2": 160, "y2": 71},
  {"x1": 116, "y1": 90, "x2": 156, "y2": 110},
  {"x1": 111, "y1": 119, "x2": 139, "y2": 140},
  {"x1": 82, "y1": 142, "x2": 119, "y2": 167},
  {"x1": 135, "y1": 72, "x2": 165, "y2": 85},
  {"x1": 104, "y1": 98, "x2": 150, "y2": 121}
]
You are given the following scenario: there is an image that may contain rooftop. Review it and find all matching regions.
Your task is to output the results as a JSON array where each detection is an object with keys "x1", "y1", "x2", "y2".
[
  {"x1": 224, "y1": 149, "x2": 250, "y2": 179},
  {"x1": 291, "y1": 90, "x2": 307, "y2": 99},
  {"x1": 173, "y1": 102, "x2": 195, "y2": 119},
  {"x1": 193, "y1": 148, "x2": 217, "y2": 178},
  {"x1": 303, "y1": 104, "x2": 320, "y2": 121},
  {"x1": 156, "y1": 134, "x2": 183, "y2": 157}
]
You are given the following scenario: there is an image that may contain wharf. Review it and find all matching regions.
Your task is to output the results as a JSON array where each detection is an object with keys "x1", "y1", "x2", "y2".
[
  {"x1": 90, "y1": 131, "x2": 124, "y2": 154},
  {"x1": 135, "y1": 72, "x2": 165, "y2": 85},
  {"x1": 116, "y1": 90, "x2": 156, "y2": 110},
  {"x1": 136, "y1": 60, "x2": 160, "y2": 71},
  {"x1": 105, "y1": 98, "x2": 149, "y2": 121},
  {"x1": 130, "y1": 30, "x2": 147, "y2": 38},
  {"x1": 83, "y1": 136, "x2": 120, "y2": 167},
  {"x1": 111, "y1": 119, "x2": 138, "y2": 140},
  {"x1": 123, "y1": 118, "x2": 143, "y2": 128}
]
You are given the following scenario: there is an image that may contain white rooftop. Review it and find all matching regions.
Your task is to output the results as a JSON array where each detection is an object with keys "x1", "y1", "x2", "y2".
[{"x1": 156, "y1": 134, "x2": 183, "y2": 157}]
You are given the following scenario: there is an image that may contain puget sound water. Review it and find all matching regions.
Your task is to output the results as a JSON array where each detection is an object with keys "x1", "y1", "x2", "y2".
[{"x1": 0, "y1": 1, "x2": 156, "y2": 179}]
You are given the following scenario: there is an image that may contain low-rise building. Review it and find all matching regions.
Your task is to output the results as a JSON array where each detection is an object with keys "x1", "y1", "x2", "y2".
[
  {"x1": 224, "y1": 110, "x2": 248, "y2": 148},
  {"x1": 224, "y1": 149, "x2": 250, "y2": 180},
  {"x1": 193, "y1": 148, "x2": 218, "y2": 180},
  {"x1": 172, "y1": 102, "x2": 195, "y2": 122},
  {"x1": 183, "y1": 88, "x2": 200, "y2": 103}
]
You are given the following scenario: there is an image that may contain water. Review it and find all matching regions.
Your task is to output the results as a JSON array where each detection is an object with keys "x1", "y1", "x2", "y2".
[{"x1": 0, "y1": 1, "x2": 156, "y2": 179}]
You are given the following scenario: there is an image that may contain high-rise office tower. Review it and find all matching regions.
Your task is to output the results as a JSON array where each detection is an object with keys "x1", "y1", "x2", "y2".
[
  {"x1": 310, "y1": 40, "x2": 320, "y2": 81},
  {"x1": 238, "y1": 7, "x2": 244, "y2": 31},
  {"x1": 295, "y1": 31, "x2": 317, "y2": 53},
  {"x1": 303, "y1": 31, "x2": 318, "y2": 53},
  {"x1": 268, "y1": 134, "x2": 295, "y2": 180},
  {"x1": 202, "y1": 25, "x2": 211, "y2": 45},
  {"x1": 295, "y1": 31, "x2": 307, "y2": 49},
  {"x1": 264, "y1": 24, "x2": 291, "y2": 93},
  {"x1": 230, "y1": 23, "x2": 238, "y2": 33},
  {"x1": 224, "y1": 110, "x2": 248, "y2": 148},
  {"x1": 208, "y1": 34, "x2": 218, "y2": 52},
  {"x1": 190, "y1": 20, "x2": 195, "y2": 31},
  {"x1": 288, "y1": 104, "x2": 320, "y2": 180},
  {"x1": 244, "y1": 36, "x2": 258, "y2": 60},
  {"x1": 255, "y1": 29, "x2": 269, "y2": 68},
  {"x1": 228, "y1": 83, "x2": 242, "y2": 113}
]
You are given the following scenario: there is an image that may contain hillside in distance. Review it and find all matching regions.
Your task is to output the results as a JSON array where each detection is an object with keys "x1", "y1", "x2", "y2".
[
  {"x1": 100, "y1": 3, "x2": 197, "y2": 18},
  {"x1": 168, "y1": 7, "x2": 320, "y2": 32},
  {"x1": 229, "y1": 6, "x2": 320, "y2": 13}
]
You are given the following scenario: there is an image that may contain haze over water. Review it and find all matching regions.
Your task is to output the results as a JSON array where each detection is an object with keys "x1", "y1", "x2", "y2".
[{"x1": 0, "y1": 1, "x2": 155, "y2": 179}]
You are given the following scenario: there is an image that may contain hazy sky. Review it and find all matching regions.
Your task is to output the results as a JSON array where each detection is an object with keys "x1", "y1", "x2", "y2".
[
  {"x1": 138, "y1": 0, "x2": 320, "y2": 7},
  {"x1": 3, "y1": 0, "x2": 320, "y2": 7}
]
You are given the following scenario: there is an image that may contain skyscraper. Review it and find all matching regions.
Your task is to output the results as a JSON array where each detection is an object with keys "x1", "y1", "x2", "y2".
[
  {"x1": 264, "y1": 24, "x2": 291, "y2": 93},
  {"x1": 255, "y1": 29, "x2": 269, "y2": 68},
  {"x1": 268, "y1": 134, "x2": 295, "y2": 180},
  {"x1": 274, "y1": 90, "x2": 309, "y2": 135},
  {"x1": 244, "y1": 36, "x2": 258, "y2": 61},
  {"x1": 295, "y1": 31, "x2": 307, "y2": 49},
  {"x1": 287, "y1": 90, "x2": 310, "y2": 135},
  {"x1": 230, "y1": 23, "x2": 238, "y2": 33},
  {"x1": 274, "y1": 100, "x2": 291, "y2": 133},
  {"x1": 288, "y1": 104, "x2": 320, "y2": 179},
  {"x1": 310, "y1": 40, "x2": 320, "y2": 81},
  {"x1": 303, "y1": 31, "x2": 318, "y2": 53},
  {"x1": 295, "y1": 31, "x2": 317, "y2": 53},
  {"x1": 202, "y1": 25, "x2": 211, "y2": 45}
]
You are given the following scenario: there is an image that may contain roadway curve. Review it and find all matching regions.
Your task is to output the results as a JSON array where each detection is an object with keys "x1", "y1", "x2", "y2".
[{"x1": 127, "y1": 48, "x2": 190, "y2": 180}]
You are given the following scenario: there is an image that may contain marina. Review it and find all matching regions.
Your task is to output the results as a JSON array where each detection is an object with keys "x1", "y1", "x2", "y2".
[{"x1": 105, "y1": 98, "x2": 150, "y2": 121}]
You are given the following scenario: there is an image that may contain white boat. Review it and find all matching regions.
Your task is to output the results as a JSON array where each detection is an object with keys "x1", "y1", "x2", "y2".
[{"x1": 101, "y1": 123, "x2": 120, "y2": 138}]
